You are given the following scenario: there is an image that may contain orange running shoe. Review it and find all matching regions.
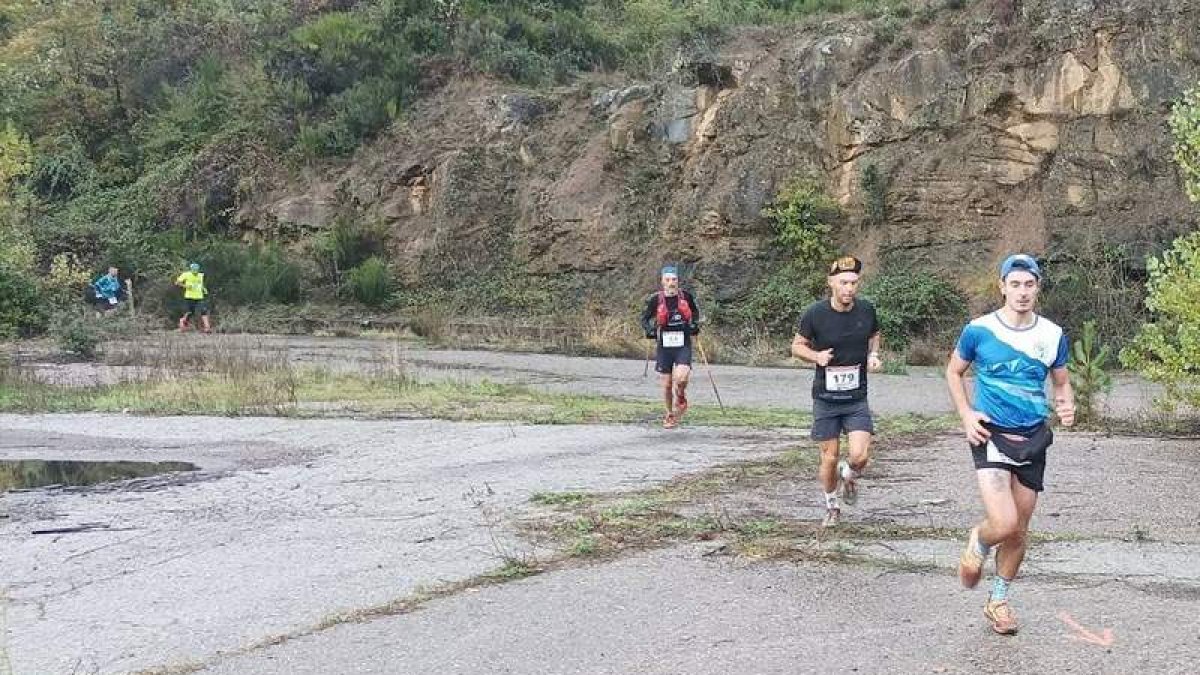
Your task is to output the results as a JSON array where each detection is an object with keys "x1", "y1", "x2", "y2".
[{"x1": 983, "y1": 599, "x2": 1019, "y2": 635}]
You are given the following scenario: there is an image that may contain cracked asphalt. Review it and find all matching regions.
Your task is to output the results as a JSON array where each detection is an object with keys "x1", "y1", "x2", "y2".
[{"x1": 1, "y1": 338, "x2": 1196, "y2": 674}]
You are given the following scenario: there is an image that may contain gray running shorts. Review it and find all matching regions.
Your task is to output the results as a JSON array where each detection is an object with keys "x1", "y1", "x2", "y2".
[{"x1": 811, "y1": 398, "x2": 874, "y2": 441}]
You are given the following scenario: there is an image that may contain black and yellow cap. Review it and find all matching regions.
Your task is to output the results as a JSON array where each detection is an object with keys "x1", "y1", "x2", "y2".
[{"x1": 828, "y1": 256, "x2": 863, "y2": 276}]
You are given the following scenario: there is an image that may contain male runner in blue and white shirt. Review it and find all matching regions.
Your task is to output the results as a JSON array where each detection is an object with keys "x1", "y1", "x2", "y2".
[{"x1": 945, "y1": 254, "x2": 1075, "y2": 636}]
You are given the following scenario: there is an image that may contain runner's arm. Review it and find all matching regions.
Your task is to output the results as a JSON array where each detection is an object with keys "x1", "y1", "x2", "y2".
[
  {"x1": 1049, "y1": 367, "x2": 1075, "y2": 427},
  {"x1": 946, "y1": 351, "x2": 990, "y2": 444},
  {"x1": 639, "y1": 295, "x2": 657, "y2": 338},
  {"x1": 867, "y1": 331, "x2": 882, "y2": 371},
  {"x1": 791, "y1": 334, "x2": 827, "y2": 365},
  {"x1": 792, "y1": 308, "x2": 829, "y2": 365}
]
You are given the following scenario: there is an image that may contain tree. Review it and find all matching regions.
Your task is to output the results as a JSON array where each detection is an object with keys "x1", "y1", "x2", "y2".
[
  {"x1": 1119, "y1": 231, "x2": 1200, "y2": 410},
  {"x1": 1119, "y1": 87, "x2": 1200, "y2": 412}
]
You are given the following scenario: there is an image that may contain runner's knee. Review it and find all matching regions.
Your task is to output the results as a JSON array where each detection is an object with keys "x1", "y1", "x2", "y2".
[
  {"x1": 847, "y1": 432, "x2": 871, "y2": 463},
  {"x1": 988, "y1": 516, "x2": 1021, "y2": 542}
]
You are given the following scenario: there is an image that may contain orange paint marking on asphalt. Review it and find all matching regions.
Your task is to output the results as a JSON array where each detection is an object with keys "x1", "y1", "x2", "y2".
[{"x1": 1058, "y1": 611, "x2": 1115, "y2": 647}]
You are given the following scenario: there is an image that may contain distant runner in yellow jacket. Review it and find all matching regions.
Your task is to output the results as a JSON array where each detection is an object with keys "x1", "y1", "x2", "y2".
[{"x1": 175, "y1": 262, "x2": 211, "y2": 333}]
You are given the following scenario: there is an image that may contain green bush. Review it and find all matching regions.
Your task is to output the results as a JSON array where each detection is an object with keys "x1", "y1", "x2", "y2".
[
  {"x1": 1069, "y1": 320, "x2": 1113, "y2": 424},
  {"x1": 761, "y1": 174, "x2": 840, "y2": 266},
  {"x1": 313, "y1": 218, "x2": 389, "y2": 284},
  {"x1": 862, "y1": 268, "x2": 967, "y2": 349},
  {"x1": 1170, "y1": 87, "x2": 1200, "y2": 202},
  {"x1": 1120, "y1": 231, "x2": 1200, "y2": 411},
  {"x1": 348, "y1": 256, "x2": 392, "y2": 307},
  {"x1": 50, "y1": 310, "x2": 101, "y2": 359},
  {"x1": 235, "y1": 247, "x2": 304, "y2": 305},
  {"x1": 737, "y1": 262, "x2": 821, "y2": 336},
  {"x1": 0, "y1": 264, "x2": 46, "y2": 338},
  {"x1": 27, "y1": 134, "x2": 94, "y2": 200}
]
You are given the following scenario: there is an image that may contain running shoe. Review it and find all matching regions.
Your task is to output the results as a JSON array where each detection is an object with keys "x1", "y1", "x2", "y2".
[
  {"x1": 663, "y1": 412, "x2": 679, "y2": 429},
  {"x1": 958, "y1": 526, "x2": 985, "y2": 589},
  {"x1": 983, "y1": 599, "x2": 1019, "y2": 635},
  {"x1": 822, "y1": 507, "x2": 841, "y2": 528},
  {"x1": 838, "y1": 460, "x2": 858, "y2": 505}
]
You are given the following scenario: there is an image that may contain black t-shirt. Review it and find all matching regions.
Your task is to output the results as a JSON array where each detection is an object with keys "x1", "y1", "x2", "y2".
[
  {"x1": 796, "y1": 298, "x2": 879, "y2": 402},
  {"x1": 640, "y1": 290, "x2": 700, "y2": 349}
]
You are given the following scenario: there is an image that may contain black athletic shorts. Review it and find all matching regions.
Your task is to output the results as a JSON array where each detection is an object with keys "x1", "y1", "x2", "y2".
[
  {"x1": 970, "y1": 423, "x2": 1052, "y2": 493},
  {"x1": 184, "y1": 299, "x2": 209, "y2": 316},
  {"x1": 811, "y1": 398, "x2": 874, "y2": 441},
  {"x1": 655, "y1": 345, "x2": 692, "y2": 374}
]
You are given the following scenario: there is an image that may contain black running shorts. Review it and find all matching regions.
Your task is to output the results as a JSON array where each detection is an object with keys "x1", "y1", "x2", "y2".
[
  {"x1": 655, "y1": 345, "x2": 692, "y2": 374},
  {"x1": 970, "y1": 423, "x2": 1053, "y2": 492},
  {"x1": 185, "y1": 299, "x2": 209, "y2": 316}
]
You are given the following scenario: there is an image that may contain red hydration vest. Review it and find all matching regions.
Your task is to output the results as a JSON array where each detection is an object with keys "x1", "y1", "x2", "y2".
[{"x1": 656, "y1": 291, "x2": 693, "y2": 327}]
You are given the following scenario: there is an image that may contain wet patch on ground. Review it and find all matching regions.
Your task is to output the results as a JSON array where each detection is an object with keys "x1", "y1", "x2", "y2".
[{"x1": 0, "y1": 459, "x2": 198, "y2": 493}]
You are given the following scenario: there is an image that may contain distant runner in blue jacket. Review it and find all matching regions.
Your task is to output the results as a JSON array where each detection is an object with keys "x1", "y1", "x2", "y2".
[{"x1": 92, "y1": 267, "x2": 122, "y2": 313}]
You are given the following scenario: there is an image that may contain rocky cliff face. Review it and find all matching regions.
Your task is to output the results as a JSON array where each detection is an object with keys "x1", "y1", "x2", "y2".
[{"x1": 241, "y1": 0, "x2": 1200, "y2": 311}]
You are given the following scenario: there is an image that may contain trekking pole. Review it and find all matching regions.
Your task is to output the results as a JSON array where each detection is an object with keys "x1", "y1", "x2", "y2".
[
  {"x1": 642, "y1": 326, "x2": 657, "y2": 378},
  {"x1": 695, "y1": 337, "x2": 725, "y2": 413}
]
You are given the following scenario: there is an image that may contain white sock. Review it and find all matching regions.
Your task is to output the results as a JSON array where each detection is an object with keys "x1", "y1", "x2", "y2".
[
  {"x1": 824, "y1": 491, "x2": 839, "y2": 510},
  {"x1": 841, "y1": 464, "x2": 860, "y2": 481}
]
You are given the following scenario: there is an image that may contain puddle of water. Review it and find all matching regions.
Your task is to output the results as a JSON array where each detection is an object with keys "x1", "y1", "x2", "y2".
[{"x1": 0, "y1": 459, "x2": 198, "y2": 492}]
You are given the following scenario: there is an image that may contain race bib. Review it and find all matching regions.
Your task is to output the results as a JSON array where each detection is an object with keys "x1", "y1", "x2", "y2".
[
  {"x1": 662, "y1": 331, "x2": 685, "y2": 348},
  {"x1": 825, "y1": 365, "x2": 861, "y2": 392},
  {"x1": 108, "y1": 297, "x2": 118, "y2": 305}
]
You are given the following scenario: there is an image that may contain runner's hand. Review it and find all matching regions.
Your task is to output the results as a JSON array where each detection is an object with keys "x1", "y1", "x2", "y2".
[
  {"x1": 815, "y1": 349, "x2": 833, "y2": 367},
  {"x1": 1055, "y1": 399, "x2": 1076, "y2": 427},
  {"x1": 961, "y1": 411, "x2": 991, "y2": 446},
  {"x1": 867, "y1": 354, "x2": 883, "y2": 373}
]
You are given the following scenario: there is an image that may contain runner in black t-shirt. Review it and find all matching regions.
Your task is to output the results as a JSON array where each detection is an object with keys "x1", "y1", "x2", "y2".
[
  {"x1": 791, "y1": 256, "x2": 883, "y2": 527},
  {"x1": 640, "y1": 265, "x2": 701, "y2": 429}
]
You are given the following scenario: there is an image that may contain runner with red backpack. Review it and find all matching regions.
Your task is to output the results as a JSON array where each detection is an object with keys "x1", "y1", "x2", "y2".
[{"x1": 640, "y1": 266, "x2": 701, "y2": 429}]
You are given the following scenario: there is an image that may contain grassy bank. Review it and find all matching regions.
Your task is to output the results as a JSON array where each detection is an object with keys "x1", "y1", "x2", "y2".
[{"x1": 0, "y1": 360, "x2": 807, "y2": 426}]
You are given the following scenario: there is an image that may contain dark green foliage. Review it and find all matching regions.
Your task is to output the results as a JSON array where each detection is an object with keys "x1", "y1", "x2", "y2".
[
  {"x1": 235, "y1": 249, "x2": 305, "y2": 306},
  {"x1": 348, "y1": 256, "x2": 392, "y2": 307},
  {"x1": 737, "y1": 262, "x2": 822, "y2": 335},
  {"x1": 50, "y1": 311, "x2": 102, "y2": 359},
  {"x1": 1039, "y1": 243, "x2": 1147, "y2": 347},
  {"x1": 862, "y1": 268, "x2": 967, "y2": 349},
  {"x1": 313, "y1": 218, "x2": 390, "y2": 284},
  {"x1": 860, "y1": 163, "x2": 887, "y2": 225},
  {"x1": 28, "y1": 135, "x2": 95, "y2": 201},
  {"x1": 0, "y1": 265, "x2": 46, "y2": 338}
]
